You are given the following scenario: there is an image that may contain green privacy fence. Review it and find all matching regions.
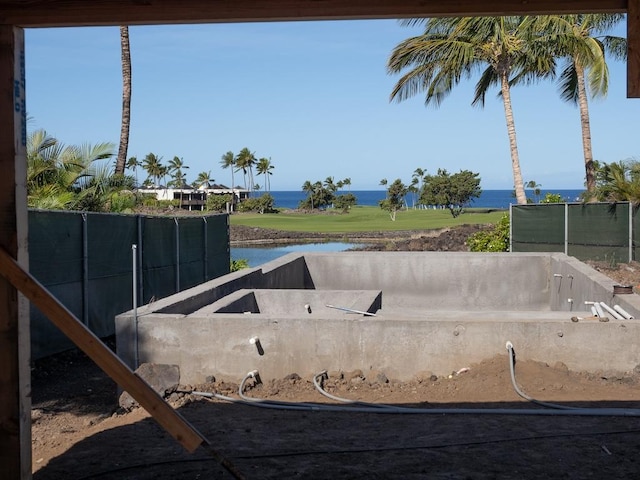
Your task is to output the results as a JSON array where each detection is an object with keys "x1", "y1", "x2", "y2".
[
  {"x1": 511, "y1": 202, "x2": 635, "y2": 263},
  {"x1": 29, "y1": 210, "x2": 230, "y2": 358}
]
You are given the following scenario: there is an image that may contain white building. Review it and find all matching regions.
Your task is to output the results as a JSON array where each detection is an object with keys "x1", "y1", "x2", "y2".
[{"x1": 137, "y1": 184, "x2": 250, "y2": 211}]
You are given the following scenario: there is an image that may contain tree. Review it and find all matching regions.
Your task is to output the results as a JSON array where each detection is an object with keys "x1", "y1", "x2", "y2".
[
  {"x1": 388, "y1": 17, "x2": 556, "y2": 205},
  {"x1": 547, "y1": 14, "x2": 626, "y2": 196},
  {"x1": 126, "y1": 156, "x2": 139, "y2": 186},
  {"x1": 115, "y1": 26, "x2": 132, "y2": 175},
  {"x1": 334, "y1": 192, "x2": 357, "y2": 212},
  {"x1": 142, "y1": 153, "x2": 164, "y2": 187},
  {"x1": 235, "y1": 147, "x2": 256, "y2": 192},
  {"x1": 420, "y1": 169, "x2": 482, "y2": 217},
  {"x1": 412, "y1": 168, "x2": 426, "y2": 208},
  {"x1": 220, "y1": 151, "x2": 236, "y2": 186},
  {"x1": 525, "y1": 180, "x2": 542, "y2": 203},
  {"x1": 194, "y1": 171, "x2": 212, "y2": 189},
  {"x1": 379, "y1": 178, "x2": 408, "y2": 221},
  {"x1": 592, "y1": 158, "x2": 640, "y2": 206},
  {"x1": 342, "y1": 177, "x2": 352, "y2": 192},
  {"x1": 302, "y1": 180, "x2": 315, "y2": 210},
  {"x1": 27, "y1": 129, "x2": 129, "y2": 211},
  {"x1": 168, "y1": 156, "x2": 189, "y2": 188},
  {"x1": 256, "y1": 157, "x2": 274, "y2": 192},
  {"x1": 299, "y1": 179, "x2": 334, "y2": 210}
]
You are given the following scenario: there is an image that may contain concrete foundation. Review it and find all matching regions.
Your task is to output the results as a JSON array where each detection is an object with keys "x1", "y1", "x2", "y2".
[{"x1": 116, "y1": 252, "x2": 640, "y2": 383}]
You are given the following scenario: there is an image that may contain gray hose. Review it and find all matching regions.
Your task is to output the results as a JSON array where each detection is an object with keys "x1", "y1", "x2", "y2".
[
  {"x1": 505, "y1": 341, "x2": 580, "y2": 410},
  {"x1": 186, "y1": 357, "x2": 640, "y2": 417}
]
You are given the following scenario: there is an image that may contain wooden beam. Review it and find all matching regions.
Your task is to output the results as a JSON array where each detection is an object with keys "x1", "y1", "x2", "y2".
[
  {"x1": 0, "y1": 24, "x2": 28, "y2": 480},
  {"x1": 629, "y1": 0, "x2": 640, "y2": 97},
  {"x1": 0, "y1": 247, "x2": 247, "y2": 479},
  {"x1": 0, "y1": 247, "x2": 208, "y2": 453},
  {"x1": 0, "y1": 0, "x2": 628, "y2": 27}
]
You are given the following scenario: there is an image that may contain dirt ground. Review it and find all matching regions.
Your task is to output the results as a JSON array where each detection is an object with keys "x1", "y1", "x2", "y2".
[{"x1": 32, "y1": 225, "x2": 640, "y2": 479}]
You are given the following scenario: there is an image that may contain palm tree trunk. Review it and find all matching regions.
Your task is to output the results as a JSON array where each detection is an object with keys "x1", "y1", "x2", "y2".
[
  {"x1": 500, "y1": 72, "x2": 527, "y2": 205},
  {"x1": 115, "y1": 26, "x2": 131, "y2": 175},
  {"x1": 576, "y1": 64, "x2": 596, "y2": 195}
]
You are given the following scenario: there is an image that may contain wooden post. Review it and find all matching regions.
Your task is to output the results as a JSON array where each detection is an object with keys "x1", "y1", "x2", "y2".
[
  {"x1": 0, "y1": 25, "x2": 30, "y2": 480},
  {"x1": 629, "y1": 0, "x2": 640, "y2": 98}
]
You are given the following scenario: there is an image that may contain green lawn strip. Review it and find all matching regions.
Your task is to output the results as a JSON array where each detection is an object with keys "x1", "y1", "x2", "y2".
[{"x1": 230, "y1": 206, "x2": 505, "y2": 233}]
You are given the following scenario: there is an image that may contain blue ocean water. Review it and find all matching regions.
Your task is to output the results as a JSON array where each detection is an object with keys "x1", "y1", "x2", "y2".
[{"x1": 269, "y1": 189, "x2": 584, "y2": 210}]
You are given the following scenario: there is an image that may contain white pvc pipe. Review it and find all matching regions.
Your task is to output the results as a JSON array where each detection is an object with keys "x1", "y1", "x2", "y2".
[
  {"x1": 614, "y1": 304, "x2": 635, "y2": 319},
  {"x1": 599, "y1": 302, "x2": 625, "y2": 320},
  {"x1": 591, "y1": 306, "x2": 599, "y2": 317},
  {"x1": 594, "y1": 302, "x2": 607, "y2": 319}
]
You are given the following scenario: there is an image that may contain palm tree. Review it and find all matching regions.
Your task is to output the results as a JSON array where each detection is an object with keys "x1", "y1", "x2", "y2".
[
  {"x1": 142, "y1": 153, "x2": 164, "y2": 187},
  {"x1": 168, "y1": 156, "x2": 189, "y2": 188},
  {"x1": 235, "y1": 148, "x2": 256, "y2": 192},
  {"x1": 219, "y1": 151, "x2": 236, "y2": 187},
  {"x1": 302, "y1": 180, "x2": 314, "y2": 209},
  {"x1": 27, "y1": 129, "x2": 119, "y2": 210},
  {"x1": 324, "y1": 176, "x2": 337, "y2": 193},
  {"x1": 126, "y1": 156, "x2": 139, "y2": 186},
  {"x1": 388, "y1": 17, "x2": 556, "y2": 205},
  {"x1": 194, "y1": 171, "x2": 212, "y2": 189},
  {"x1": 412, "y1": 168, "x2": 426, "y2": 208},
  {"x1": 525, "y1": 180, "x2": 542, "y2": 202},
  {"x1": 256, "y1": 157, "x2": 274, "y2": 192},
  {"x1": 546, "y1": 14, "x2": 626, "y2": 196},
  {"x1": 342, "y1": 177, "x2": 352, "y2": 192},
  {"x1": 115, "y1": 26, "x2": 132, "y2": 175}
]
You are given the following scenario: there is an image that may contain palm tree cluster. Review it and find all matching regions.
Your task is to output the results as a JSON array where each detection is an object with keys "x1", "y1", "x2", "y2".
[
  {"x1": 27, "y1": 129, "x2": 135, "y2": 211},
  {"x1": 126, "y1": 153, "x2": 217, "y2": 191},
  {"x1": 219, "y1": 148, "x2": 275, "y2": 193},
  {"x1": 591, "y1": 158, "x2": 640, "y2": 205},
  {"x1": 300, "y1": 176, "x2": 354, "y2": 211},
  {"x1": 388, "y1": 14, "x2": 626, "y2": 204}
]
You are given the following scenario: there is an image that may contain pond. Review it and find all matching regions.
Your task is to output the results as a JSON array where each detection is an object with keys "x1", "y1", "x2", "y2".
[{"x1": 230, "y1": 242, "x2": 363, "y2": 267}]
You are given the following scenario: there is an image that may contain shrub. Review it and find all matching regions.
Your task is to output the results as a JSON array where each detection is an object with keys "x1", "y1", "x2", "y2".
[
  {"x1": 206, "y1": 194, "x2": 232, "y2": 212},
  {"x1": 107, "y1": 191, "x2": 137, "y2": 213},
  {"x1": 230, "y1": 258, "x2": 249, "y2": 272},
  {"x1": 333, "y1": 193, "x2": 357, "y2": 212},
  {"x1": 467, "y1": 214, "x2": 510, "y2": 252},
  {"x1": 237, "y1": 193, "x2": 275, "y2": 214},
  {"x1": 541, "y1": 193, "x2": 564, "y2": 203}
]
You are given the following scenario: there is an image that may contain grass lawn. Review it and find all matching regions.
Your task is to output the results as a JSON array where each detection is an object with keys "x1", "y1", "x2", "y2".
[{"x1": 229, "y1": 206, "x2": 505, "y2": 233}]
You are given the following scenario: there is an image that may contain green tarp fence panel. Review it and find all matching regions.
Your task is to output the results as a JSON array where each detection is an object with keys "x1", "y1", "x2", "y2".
[
  {"x1": 567, "y1": 203, "x2": 629, "y2": 262},
  {"x1": 29, "y1": 211, "x2": 84, "y2": 356},
  {"x1": 29, "y1": 210, "x2": 230, "y2": 358},
  {"x1": 511, "y1": 202, "x2": 634, "y2": 262},
  {"x1": 511, "y1": 204, "x2": 565, "y2": 253}
]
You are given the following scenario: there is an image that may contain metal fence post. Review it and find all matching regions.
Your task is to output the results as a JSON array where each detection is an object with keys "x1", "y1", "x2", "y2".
[
  {"x1": 203, "y1": 217, "x2": 208, "y2": 281},
  {"x1": 137, "y1": 215, "x2": 143, "y2": 304},
  {"x1": 174, "y1": 217, "x2": 180, "y2": 292},
  {"x1": 82, "y1": 212, "x2": 89, "y2": 326},
  {"x1": 132, "y1": 244, "x2": 138, "y2": 369},
  {"x1": 564, "y1": 203, "x2": 569, "y2": 255},
  {"x1": 629, "y1": 202, "x2": 633, "y2": 263},
  {"x1": 509, "y1": 204, "x2": 513, "y2": 252}
]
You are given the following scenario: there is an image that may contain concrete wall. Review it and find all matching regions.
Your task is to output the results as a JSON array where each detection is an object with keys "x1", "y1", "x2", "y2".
[
  {"x1": 116, "y1": 252, "x2": 640, "y2": 384},
  {"x1": 303, "y1": 252, "x2": 552, "y2": 310}
]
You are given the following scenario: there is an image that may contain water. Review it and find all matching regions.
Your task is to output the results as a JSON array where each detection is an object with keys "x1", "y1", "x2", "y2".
[
  {"x1": 231, "y1": 242, "x2": 361, "y2": 267},
  {"x1": 267, "y1": 189, "x2": 584, "y2": 210}
]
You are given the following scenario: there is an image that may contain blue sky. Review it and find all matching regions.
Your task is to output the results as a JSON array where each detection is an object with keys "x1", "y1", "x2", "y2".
[{"x1": 25, "y1": 19, "x2": 638, "y2": 191}]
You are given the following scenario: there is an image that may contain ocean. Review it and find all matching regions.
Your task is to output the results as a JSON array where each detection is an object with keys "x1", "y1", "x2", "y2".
[{"x1": 267, "y1": 189, "x2": 584, "y2": 210}]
